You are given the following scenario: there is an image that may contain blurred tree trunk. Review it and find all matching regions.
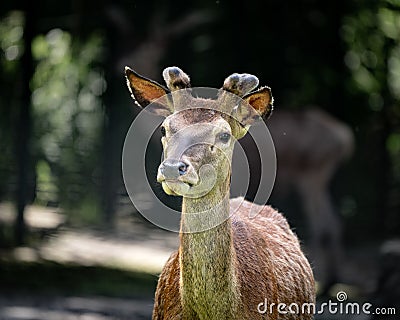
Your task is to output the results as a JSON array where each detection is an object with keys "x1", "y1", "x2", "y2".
[
  {"x1": 376, "y1": 37, "x2": 395, "y2": 237},
  {"x1": 101, "y1": 70, "x2": 119, "y2": 227},
  {"x1": 70, "y1": 0, "x2": 121, "y2": 227},
  {"x1": 100, "y1": 2, "x2": 123, "y2": 227},
  {"x1": 15, "y1": 0, "x2": 35, "y2": 245},
  {"x1": 378, "y1": 93, "x2": 393, "y2": 237}
]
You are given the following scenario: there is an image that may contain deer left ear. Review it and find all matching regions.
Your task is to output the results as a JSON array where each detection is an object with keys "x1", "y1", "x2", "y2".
[
  {"x1": 229, "y1": 86, "x2": 273, "y2": 139},
  {"x1": 242, "y1": 86, "x2": 273, "y2": 121},
  {"x1": 232, "y1": 86, "x2": 273, "y2": 138},
  {"x1": 125, "y1": 67, "x2": 173, "y2": 117}
]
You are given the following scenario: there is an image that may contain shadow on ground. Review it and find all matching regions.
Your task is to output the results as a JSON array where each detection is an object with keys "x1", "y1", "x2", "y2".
[{"x1": 0, "y1": 261, "x2": 156, "y2": 320}]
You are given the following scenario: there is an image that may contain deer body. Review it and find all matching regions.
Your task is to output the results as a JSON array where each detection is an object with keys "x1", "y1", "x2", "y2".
[
  {"x1": 154, "y1": 198, "x2": 314, "y2": 319},
  {"x1": 125, "y1": 66, "x2": 315, "y2": 319}
]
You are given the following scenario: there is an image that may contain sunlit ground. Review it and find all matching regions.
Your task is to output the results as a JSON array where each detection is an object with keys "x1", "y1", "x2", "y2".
[
  {"x1": 0, "y1": 202, "x2": 178, "y2": 273},
  {"x1": 0, "y1": 202, "x2": 178, "y2": 319},
  {"x1": 0, "y1": 202, "x2": 387, "y2": 320}
]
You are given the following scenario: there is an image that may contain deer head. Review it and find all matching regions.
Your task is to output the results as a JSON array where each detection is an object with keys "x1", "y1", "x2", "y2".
[{"x1": 125, "y1": 66, "x2": 273, "y2": 200}]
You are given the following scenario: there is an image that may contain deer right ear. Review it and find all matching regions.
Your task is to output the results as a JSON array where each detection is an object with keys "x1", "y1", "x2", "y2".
[{"x1": 125, "y1": 67, "x2": 173, "y2": 117}]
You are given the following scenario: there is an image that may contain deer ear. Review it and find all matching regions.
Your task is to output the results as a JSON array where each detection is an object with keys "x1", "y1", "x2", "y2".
[
  {"x1": 125, "y1": 67, "x2": 173, "y2": 117},
  {"x1": 242, "y1": 86, "x2": 273, "y2": 121},
  {"x1": 231, "y1": 86, "x2": 273, "y2": 139}
]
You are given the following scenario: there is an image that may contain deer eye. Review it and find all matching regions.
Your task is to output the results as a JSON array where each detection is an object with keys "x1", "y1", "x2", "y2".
[
  {"x1": 218, "y1": 132, "x2": 231, "y2": 143},
  {"x1": 160, "y1": 126, "x2": 166, "y2": 137}
]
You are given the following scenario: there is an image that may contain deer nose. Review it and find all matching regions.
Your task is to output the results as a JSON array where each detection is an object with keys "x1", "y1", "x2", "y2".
[{"x1": 160, "y1": 160, "x2": 189, "y2": 179}]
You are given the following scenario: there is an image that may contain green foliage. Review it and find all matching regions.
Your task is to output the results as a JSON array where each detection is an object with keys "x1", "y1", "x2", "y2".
[
  {"x1": 35, "y1": 160, "x2": 58, "y2": 205},
  {"x1": 387, "y1": 132, "x2": 400, "y2": 179},
  {"x1": 0, "y1": 10, "x2": 24, "y2": 73},
  {"x1": 342, "y1": 0, "x2": 400, "y2": 107},
  {"x1": 342, "y1": 0, "x2": 400, "y2": 236},
  {"x1": 0, "y1": 11, "x2": 24, "y2": 199},
  {"x1": 388, "y1": 45, "x2": 400, "y2": 100},
  {"x1": 31, "y1": 28, "x2": 106, "y2": 223}
]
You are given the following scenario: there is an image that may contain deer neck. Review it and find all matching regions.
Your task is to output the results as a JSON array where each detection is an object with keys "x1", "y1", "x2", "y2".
[{"x1": 179, "y1": 174, "x2": 240, "y2": 319}]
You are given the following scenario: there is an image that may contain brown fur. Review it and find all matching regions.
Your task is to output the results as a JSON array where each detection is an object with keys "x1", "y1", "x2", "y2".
[
  {"x1": 124, "y1": 66, "x2": 315, "y2": 320},
  {"x1": 153, "y1": 199, "x2": 315, "y2": 320}
]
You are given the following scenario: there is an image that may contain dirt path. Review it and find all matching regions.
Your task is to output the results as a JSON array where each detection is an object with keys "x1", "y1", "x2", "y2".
[
  {"x1": 0, "y1": 203, "x2": 385, "y2": 320},
  {"x1": 0, "y1": 203, "x2": 177, "y2": 319},
  {"x1": 0, "y1": 295, "x2": 153, "y2": 320},
  {"x1": 0, "y1": 202, "x2": 179, "y2": 273}
]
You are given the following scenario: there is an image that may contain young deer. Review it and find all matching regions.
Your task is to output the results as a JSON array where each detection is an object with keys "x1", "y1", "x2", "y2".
[{"x1": 125, "y1": 66, "x2": 315, "y2": 320}]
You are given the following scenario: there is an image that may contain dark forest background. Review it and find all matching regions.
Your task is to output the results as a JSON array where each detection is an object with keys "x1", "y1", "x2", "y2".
[{"x1": 0, "y1": 0, "x2": 399, "y2": 319}]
